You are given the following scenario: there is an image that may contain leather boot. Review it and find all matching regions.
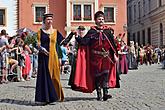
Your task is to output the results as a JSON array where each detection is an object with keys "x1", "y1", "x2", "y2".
[
  {"x1": 96, "y1": 87, "x2": 102, "y2": 101},
  {"x1": 103, "y1": 88, "x2": 112, "y2": 101}
]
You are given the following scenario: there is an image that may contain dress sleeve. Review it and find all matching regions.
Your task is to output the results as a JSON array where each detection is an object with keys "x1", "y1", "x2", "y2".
[
  {"x1": 57, "y1": 30, "x2": 64, "y2": 45},
  {"x1": 60, "y1": 32, "x2": 74, "y2": 46},
  {"x1": 75, "y1": 29, "x2": 94, "y2": 45},
  {"x1": 56, "y1": 30, "x2": 63, "y2": 58}
]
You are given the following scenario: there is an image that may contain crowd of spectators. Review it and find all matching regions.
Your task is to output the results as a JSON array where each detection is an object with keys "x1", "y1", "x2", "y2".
[{"x1": 0, "y1": 29, "x2": 38, "y2": 84}]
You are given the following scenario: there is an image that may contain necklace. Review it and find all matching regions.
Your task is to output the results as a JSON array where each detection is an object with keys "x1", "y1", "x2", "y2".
[{"x1": 42, "y1": 28, "x2": 54, "y2": 36}]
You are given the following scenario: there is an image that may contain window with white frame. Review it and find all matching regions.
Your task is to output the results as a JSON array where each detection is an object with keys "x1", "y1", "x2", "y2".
[
  {"x1": 73, "y1": 3, "x2": 93, "y2": 21},
  {"x1": 73, "y1": 4, "x2": 81, "y2": 20},
  {"x1": 84, "y1": 5, "x2": 92, "y2": 20},
  {"x1": 134, "y1": 4, "x2": 136, "y2": 22},
  {"x1": 103, "y1": 7, "x2": 115, "y2": 23},
  {"x1": 0, "y1": 9, "x2": 6, "y2": 26},
  {"x1": 34, "y1": 5, "x2": 47, "y2": 23}
]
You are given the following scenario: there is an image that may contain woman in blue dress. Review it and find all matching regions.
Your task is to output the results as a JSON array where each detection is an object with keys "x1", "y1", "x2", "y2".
[{"x1": 35, "y1": 13, "x2": 64, "y2": 104}]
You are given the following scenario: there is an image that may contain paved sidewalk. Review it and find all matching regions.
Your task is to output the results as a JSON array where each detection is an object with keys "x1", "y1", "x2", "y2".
[{"x1": 0, "y1": 64, "x2": 165, "y2": 110}]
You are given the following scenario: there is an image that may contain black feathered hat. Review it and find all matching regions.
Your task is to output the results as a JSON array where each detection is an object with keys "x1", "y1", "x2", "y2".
[{"x1": 94, "y1": 11, "x2": 104, "y2": 20}]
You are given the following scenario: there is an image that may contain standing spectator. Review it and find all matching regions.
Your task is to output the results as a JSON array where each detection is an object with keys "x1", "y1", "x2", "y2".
[
  {"x1": 161, "y1": 47, "x2": 165, "y2": 68},
  {"x1": 15, "y1": 37, "x2": 26, "y2": 81},
  {"x1": 20, "y1": 32, "x2": 32, "y2": 81},
  {"x1": 139, "y1": 44, "x2": 145, "y2": 65},
  {"x1": 60, "y1": 44, "x2": 69, "y2": 74},
  {"x1": 128, "y1": 41, "x2": 138, "y2": 69},
  {"x1": 135, "y1": 42, "x2": 140, "y2": 66},
  {"x1": 118, "y1": 40, "x2": 128, "y2": 74},
  {"x1": 32, "y1": 47, "x2": 38, "y2": 78},
  {"x1": 154, "y1": 46, "x2": 161, "y2": 64},
  {"x1": 145, "y1": 44, "x2": 152, "y2": 65},
  {"x1": 0, "y1": 29, "x2": 9, "y2": 83}
]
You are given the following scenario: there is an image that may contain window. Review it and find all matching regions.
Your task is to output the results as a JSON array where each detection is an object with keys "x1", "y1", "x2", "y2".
[
  {"x1": 0, "y1": 9, "x2": 6, "y2": 26},
  {"x1": 138, "y1": 2, "x2": 141, "y2": 19},
  {"x1": 160, "y1": 23, "x2": 163, "y2": 46},
  {"x1": 104, "y1": 7, "x2": 115, "y2": 23},
  {"x1": 148, "y1": 0, "x2": 151, "y2": 13},
  {"x1": 143, "y1": 0, "x2": 146, "y2": 16},
  {"x1": 84, "y1": 5, "x2": 92, "y2": 20},
  {"x1": 142, "y1": 30, "x2": 145, "y2": 45},
  {"x1": 34, "y1": 5, "x2": 47, "y2": 24},
  {"x1": 159, "y1": 0, "x2": 162, "y2": 7},
  {"x1": 128, "y1": 6, "x2": 132, "y2": 24},
  {"x1": 133, "y1": 33, "x2": 136, "y2": 43},
  {"x1": 137, "y1": 31, "x2": 140, "y2": 45},
  {"x1": 147, "y1": 27, "x2": 151, "y2": 44},
  {"x1": 134, "y1": 5, "x2": 136, "y2": 22},
  {"x1": 127, "y1": 32, "x2": 130, "y2": 45},
  {"x1": 73, "y1": 5, "x2": 81, "y2": 20},
  {"x1": 73, "y1": 4, "x2": 92, "y2": 21}
]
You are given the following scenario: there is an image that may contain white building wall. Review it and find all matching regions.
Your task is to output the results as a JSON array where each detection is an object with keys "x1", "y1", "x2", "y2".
[
  {"x1": 0, "y1": 0, "x2": 17, "y2": 36},
  {"x1": 128, "y1": 0, "x2": 165, "y2": 46}
]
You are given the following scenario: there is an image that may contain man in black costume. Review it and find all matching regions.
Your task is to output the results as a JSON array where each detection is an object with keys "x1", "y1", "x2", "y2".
[{"x1": 69, "y1": 11, "x2": 120, "y2": 101}]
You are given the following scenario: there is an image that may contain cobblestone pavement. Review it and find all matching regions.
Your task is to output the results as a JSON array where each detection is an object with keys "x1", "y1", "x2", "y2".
[{"x1": 0, "y1": 64, "x2": 165, "y2": 110}]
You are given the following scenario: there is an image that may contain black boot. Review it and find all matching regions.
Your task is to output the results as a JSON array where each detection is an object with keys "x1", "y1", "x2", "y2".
[
  {"x1": 96, "y1": 87, "x2": 102, "y2": 101},
  {"x1": 95, "y1": 76, "x2": 102, "y2": 101},
  {"x1": 103, "y1": 88, "x2": 112, "y2": 101}
]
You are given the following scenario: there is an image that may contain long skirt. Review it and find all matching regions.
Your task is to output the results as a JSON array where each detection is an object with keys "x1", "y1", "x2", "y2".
[
  {"x1": 35, "y1": 53, "x2": 58, "y2": 103},
  {"x1": 119, "y1": 54, "x2": 128, "y2": 74}
]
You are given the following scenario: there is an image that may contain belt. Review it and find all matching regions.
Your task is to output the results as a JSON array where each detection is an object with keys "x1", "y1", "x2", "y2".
[{"x1": 92, "y1": 50, "x2": 109, "y2": 57}]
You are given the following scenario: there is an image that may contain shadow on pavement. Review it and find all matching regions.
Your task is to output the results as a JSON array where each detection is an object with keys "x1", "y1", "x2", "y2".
[
  {"x1": 62, "y1": 86, "x2": 71, "y2": 89},
  {"x1": 0, "y1": 98, "x2": 47, "y2": 106},
  {"x1": 60, "y1": 78, "x2": 69, "y2": 81},
  {"x1": 0, "y1": 97, "x2": 96, "y2": 106},
  {"x1": 64, "y1": 97, "x2": 96, "y2": 102},
  {"x1": 18, "y1": 85, "x2": 35, "y2": 89}
]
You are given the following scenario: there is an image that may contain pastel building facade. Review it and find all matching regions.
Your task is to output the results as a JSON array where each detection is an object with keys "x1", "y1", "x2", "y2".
[
  {"x1": 0, "y1": 0, "x2": 18, "y2": 36},
  {"x1": 64, "y1": 0, "x2": 127, "y2": 41},
  {"x1": 0, "y1": 0, "x2": 127, "y2": 42}
]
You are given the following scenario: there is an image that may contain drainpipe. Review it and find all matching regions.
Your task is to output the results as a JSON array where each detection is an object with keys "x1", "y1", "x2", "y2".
[
  {"x1": 66, "y1": 0, "x2": 71, "y2": 36},
  {"x1": 17, "y1": 0, "x2": 19, "y2": 29}
]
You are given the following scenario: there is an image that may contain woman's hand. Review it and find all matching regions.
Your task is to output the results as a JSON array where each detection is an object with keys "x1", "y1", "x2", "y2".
[
  {"x1": 114, "y1": 54, "x2": 119, "y2": 62},
  {"x1": 71, "y1": 30, "x2": 78, "y2": 37},
  {"x1": 59, "y1": 58, "x2": 61, "y2": 69}
]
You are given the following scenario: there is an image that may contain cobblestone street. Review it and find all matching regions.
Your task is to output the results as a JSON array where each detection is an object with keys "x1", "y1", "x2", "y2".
[{"x1": 0, "y1": 64, "x2": 165, "y2": 110}]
